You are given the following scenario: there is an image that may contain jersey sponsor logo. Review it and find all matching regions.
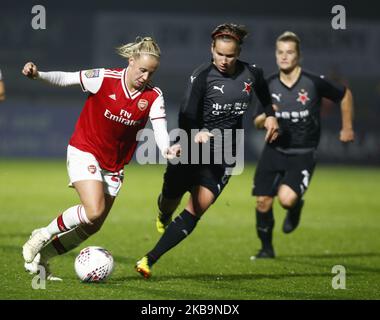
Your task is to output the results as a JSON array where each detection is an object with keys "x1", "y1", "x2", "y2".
[
  {"x1": 104, "y1": 109, "x2": 141, "y2": 126},
  {"x1": 242, "y1": 81, "x2": 252, "y2": 95},
  {"x1": 275, "y1": 109, "x2": 310, "y2": 123},
  {"x1": 212, "y1": 102, "x2": 249, "y2": 116},
  {"x1": 88, "y1": 165, "x2": 97, "y2": 174},
  {"x1": 108, "y1": 93, "x2": 116, "y2": 100},
  {"x1": 120, "y1": 109, "x2": 132, "y2": 118},
  {"x1": 271, "y1": 93, "x2": 282, "y2": 102},
  {"x1": 296, "y1": 89, "x2": 310, "y2": 106},
  {"x1": 213, "y1": 84, "x2": 225, "y2": 94},
  {"x1": 137, "y1": 99, "x2": 149, "y2": 111},
  {"x1": 84, "y1": 69, "x2": 100, "y2": 78}
]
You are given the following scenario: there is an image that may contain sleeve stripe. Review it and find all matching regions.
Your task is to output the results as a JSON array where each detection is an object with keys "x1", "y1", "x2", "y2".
[
  {"x1": 79, "y1": 71, "x2": 86, "y2": 91},
  {"x1": 105, "y1": 69, "x2": 123, "y2": 74},
  {"x1": 150, "y1": 116, "x2": 166, "y2": 121},
  {"x1": 104, "y1": 72, "x2": 122, "y2": 76},
  {"x1": 104, "y1": 74, "x2": 122, "y2": 79},
  {"x1": 153, "y1": 87, "x2": 163, "y2": 96}
]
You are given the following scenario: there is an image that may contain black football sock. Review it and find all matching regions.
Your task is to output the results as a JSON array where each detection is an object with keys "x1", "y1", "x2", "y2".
[
  {"x1": 147, "y1": 209, "x2": 199, "y2": 266},
  {"x1": 256, "y1": 208, "x2": 275, "y2": 250}
]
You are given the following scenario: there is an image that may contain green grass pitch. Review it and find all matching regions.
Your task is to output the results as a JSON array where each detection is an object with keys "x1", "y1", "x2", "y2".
[{"x1": 0, "y1": 159, "x2": 379, "y2": 299}]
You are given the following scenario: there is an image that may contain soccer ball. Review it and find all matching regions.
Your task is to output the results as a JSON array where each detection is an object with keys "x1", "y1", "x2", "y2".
[{"x1": 74, "y1": 246, "x2": 114, "y2": 282}]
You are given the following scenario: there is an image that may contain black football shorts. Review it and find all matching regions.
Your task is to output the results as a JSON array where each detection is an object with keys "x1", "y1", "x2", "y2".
[
  {"x1": 252, "y1": 145, "x2": 316, "y2": 197},
  {"x1": 162, "y1": 163, "x2": 231, "y2": 201}
]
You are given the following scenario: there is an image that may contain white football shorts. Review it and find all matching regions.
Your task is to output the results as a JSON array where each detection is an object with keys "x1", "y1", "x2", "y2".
[{"x1": 66, "y1": 145, "x2": 124, "y2": 197}]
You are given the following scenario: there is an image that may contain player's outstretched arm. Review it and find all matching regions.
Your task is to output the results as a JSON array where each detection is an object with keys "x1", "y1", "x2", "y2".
[
  {"x1": 339, "y1": 88, "x2": 355, "y2": 142},
  {"x1": 22, "y1": 61, "x2": 80, "y2": 87}
]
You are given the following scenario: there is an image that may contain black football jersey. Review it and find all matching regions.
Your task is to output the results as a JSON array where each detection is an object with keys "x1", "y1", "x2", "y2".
[
  {"x1": 255, "y1": 70, "x2": 346, "y2": 151},
  {"x1": 178, "y1": 60, "x2": 273, "y2": 165}
]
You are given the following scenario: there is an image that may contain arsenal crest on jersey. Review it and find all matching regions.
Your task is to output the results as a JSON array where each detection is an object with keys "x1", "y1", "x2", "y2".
[
  {"x1": 87, "y1": 165, "x2": 97, "y2": 174},
  {"x1": 296, "y1": 89, "x2": 310, "y2": 106},
  {"x1": 137, "y1": 99, "x2": 149, "y2": 111}
]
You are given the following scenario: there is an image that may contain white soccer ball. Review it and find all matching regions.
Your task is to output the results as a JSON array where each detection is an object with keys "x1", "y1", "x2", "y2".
[{"x1": 74, "y1": 246, "x2": 114, "y2": 282}]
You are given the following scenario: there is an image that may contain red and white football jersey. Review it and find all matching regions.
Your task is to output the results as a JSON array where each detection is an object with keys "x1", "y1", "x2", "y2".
[{"x1": 69, "y1": 68, "x2": 166, "y2": 172}]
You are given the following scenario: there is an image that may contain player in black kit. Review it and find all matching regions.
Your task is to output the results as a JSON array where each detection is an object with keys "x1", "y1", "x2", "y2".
[
  {"x1": 251, "y1": 31, "x2": 355, "y2": 259},
  {"x1": 136, "y1": 23, "x2": 279, "y2": 278}
]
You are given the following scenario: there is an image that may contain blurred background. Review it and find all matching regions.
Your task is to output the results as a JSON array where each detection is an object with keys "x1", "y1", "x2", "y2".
[{"x1": 1, "y1": 0, "x2": 379, "y2": 165}]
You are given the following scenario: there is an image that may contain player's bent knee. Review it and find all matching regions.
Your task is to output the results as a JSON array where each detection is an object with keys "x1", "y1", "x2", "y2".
[
  {"x1": 83, "y1": 204, "x2": 106, "y2": 223},
  {"x1": 186, "y1": 199, "x2": 210, "y2": 217},
  {"x1": 195, "y1": 197, "x2": 215, "y2": 215},
  {"x1": 256, "y1": 196, "x2": 273, "y2": 212},
  {"x1": 187, "y1": 187, "x2": 215, "y2": 216},
  {"x1": 278, "y1": 185, "x2": 298, "y2": 209},
  {"x1": 192, "y1": 204, "x2": 208, "y2": 216},
  {"x1": 278, "y1": 195, "x2": 297, "y2": 209}
]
